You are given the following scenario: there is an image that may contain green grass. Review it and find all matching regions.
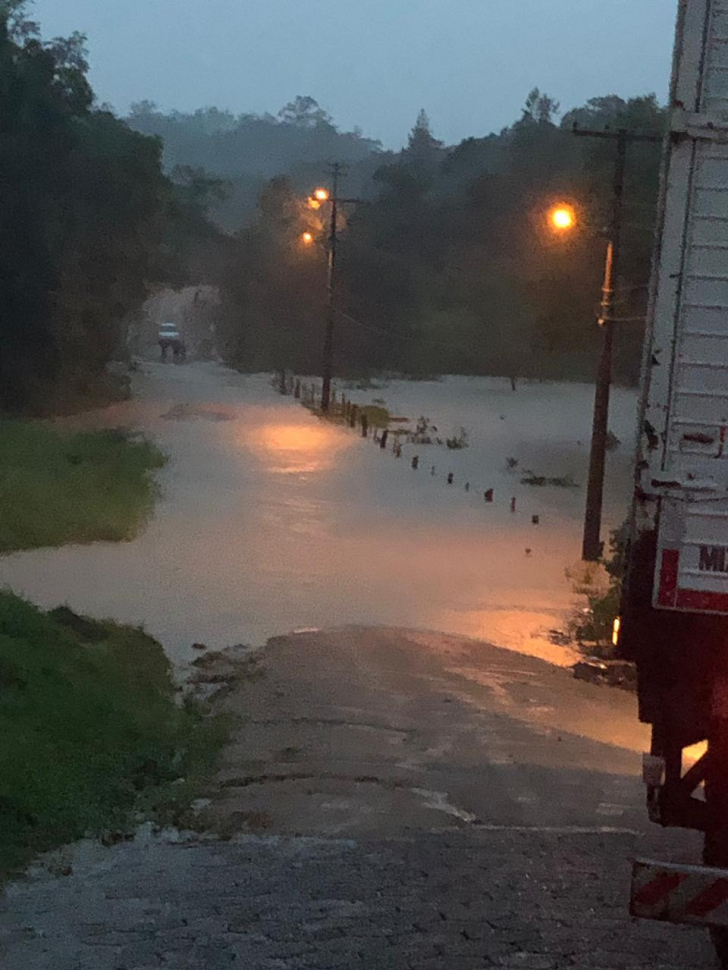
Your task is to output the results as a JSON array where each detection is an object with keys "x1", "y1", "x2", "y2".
[
  {"x1": 358, "y1": 405, "x2": 392, "y2": 429},
  {"x1": 0, "y1": 593, "x2": 225, "y2": 877},
  {"x1": 0, "y1": 421, "x2": 166, "y2": 553}
]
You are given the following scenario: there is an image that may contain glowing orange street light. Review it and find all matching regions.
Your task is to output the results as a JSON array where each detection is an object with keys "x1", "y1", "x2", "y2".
[
  {"x1": 550, "y1": 205, "x2": 576, "y2": 231},
  {"x1": 314, "y1": 188, "x2": 330, "y2": 202},
  {"x1": 301, "y1": 231, "x2": 314, "y2": 245}
]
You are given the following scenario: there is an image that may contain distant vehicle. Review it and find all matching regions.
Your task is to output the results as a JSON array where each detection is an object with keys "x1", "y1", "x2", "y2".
[{"x1": 158, "y1": 323, "x2": 186, "y2": 363}]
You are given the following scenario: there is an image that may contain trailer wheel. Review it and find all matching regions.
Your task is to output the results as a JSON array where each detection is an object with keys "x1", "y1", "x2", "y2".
[{"x1": 705, "y1": 725, "x2": 728, "y2": 968}]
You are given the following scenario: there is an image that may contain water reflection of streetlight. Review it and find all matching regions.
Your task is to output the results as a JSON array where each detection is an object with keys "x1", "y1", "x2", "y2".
[
  {"x1": 250, "y1": 421, "x2": 354, "y2": 475},
  {"x1": 301, "y1": 231, "x2": 315, "y2": 246}
]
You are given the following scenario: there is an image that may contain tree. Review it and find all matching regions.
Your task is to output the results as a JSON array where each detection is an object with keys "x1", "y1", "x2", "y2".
[
  {"x1": 562, "y1": 95, "x2": 627, "y2": 130},
  {"x1": 218, "y1": 177, "x2": 326, "y2": 373},
  {"x1": 207, "y1": 85, "x2": 665, "y2": 384},
  {"x1": 0, "y1": 2, "x2": 215, "y2": 411},
  {"x1": 277, "y1": 95, "x2": 332, "y2": 129},
  {"x1": 126, "y1": 98, "x2": 382, "y2": 231},
  {"x1": 1, "y1": 0, "x2": 38, "y2": 38},
  {"x1": 404, "y1": 109, "x2": 443, "y2": 174},
  {"x1": 521, "y1": 88, "x2": 561, "y2": 126}
]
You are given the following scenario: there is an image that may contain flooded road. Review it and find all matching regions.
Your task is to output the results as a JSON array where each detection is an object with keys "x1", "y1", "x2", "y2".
[
  {"x1": 0, "y1": 363, "x2": 638, "y2": 666},
  {"x1": 8, "y1": 363, "x2": 698, "y2": 970}
]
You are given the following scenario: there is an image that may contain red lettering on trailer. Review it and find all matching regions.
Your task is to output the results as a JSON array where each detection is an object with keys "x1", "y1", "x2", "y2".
[
  {"x1": 699, "y1": 546, "x2": 728, "y2": 573},
  {"x1": 655, "y1": 549, "x2": 728, "y2": 614}
]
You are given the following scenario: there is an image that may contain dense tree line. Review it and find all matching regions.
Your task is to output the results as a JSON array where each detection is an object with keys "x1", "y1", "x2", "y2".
[
  {"x1": 127, "y1": 97, "x2": 386, "y2": 231},
  {"x1": 216, "y1": 93, "x2": 665, "y2": 383},
  {"x1": 3, "y1": 0, "x2": 664, "y2": 400},
  {"x1": 0, "y1": 1, "x2": 222, "y2": 413}
]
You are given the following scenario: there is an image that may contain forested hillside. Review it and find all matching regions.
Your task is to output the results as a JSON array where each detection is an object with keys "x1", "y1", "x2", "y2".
[{"x1": 126, "y1": 96, "x2": 387, "y2": 230}]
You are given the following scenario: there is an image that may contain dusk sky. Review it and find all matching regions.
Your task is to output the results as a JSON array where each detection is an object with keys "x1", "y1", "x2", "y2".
[{"x1": 32, "y1": 0, "x2": 676, "y2": 146}]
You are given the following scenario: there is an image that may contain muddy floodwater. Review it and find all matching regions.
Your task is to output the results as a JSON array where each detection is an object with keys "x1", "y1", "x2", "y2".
[{"x1": 0, "y1": 363, "x2": 638, "y2": 667}]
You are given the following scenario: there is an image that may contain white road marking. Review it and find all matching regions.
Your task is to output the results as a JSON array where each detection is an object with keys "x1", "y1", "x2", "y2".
[
  {"x1": 410, "y1": 788, "x2": 479, "y2": 824},
  {"x1": 596, "y1": 803, "x2": 627, "y2": 817},
  {"x1": 474, "y1": 824, "x2": 640, "y2": 835}
]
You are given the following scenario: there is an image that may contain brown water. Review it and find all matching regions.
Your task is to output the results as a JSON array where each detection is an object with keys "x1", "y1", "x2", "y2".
[{"x1": 0, "y1": 362, "x2": 638, "y2": 667}]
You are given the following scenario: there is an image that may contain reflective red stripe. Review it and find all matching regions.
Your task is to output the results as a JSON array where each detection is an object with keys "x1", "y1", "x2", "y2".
[
  {"x1": 685, "y1": 878, "x2": 728, "y2": 918},
  {"x1": 634, "y1": 872, "x2": 688, "y2": 907},
  {"x1": 658, "y1": 549, "x2": 679, "y2": 607},
  {"x1": 676, "y1": 588, "x2": 728, "y2": 612}
]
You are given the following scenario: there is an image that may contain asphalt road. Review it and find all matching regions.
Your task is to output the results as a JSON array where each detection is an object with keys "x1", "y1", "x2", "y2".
[
  {"x1": 210, "y1": 627, "x2": 653, "y2": 836},
  {"x1": 1, "y1": 627, "x2": 716, "y2": 968}
]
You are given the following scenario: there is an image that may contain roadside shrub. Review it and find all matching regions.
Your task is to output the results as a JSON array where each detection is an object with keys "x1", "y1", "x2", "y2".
[
  {"x1": 0, "y1": 594, "x2": 221, "y2": 876},
  {"x1": 569, "y1": 523, "x2": 629, "y2": 657}
]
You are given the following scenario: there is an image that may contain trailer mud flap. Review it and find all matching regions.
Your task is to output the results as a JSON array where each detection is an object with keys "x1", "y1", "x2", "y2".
[{"x1": 632, "y1": 859, "x2": 728, "y2": 927}]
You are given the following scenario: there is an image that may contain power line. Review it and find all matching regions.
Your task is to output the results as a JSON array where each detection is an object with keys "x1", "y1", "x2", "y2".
[{"x1": 333, "y1": 307, "x2": 419, "y2": 342}]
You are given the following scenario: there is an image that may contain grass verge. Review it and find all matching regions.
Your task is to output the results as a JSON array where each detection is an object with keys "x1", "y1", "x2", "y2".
[
  {"x1": 0, "y1": 421, "x2": 165, "y2": 553},
  {"x1": 0, "y1": 593, "x2": 226, "y2": 877}
]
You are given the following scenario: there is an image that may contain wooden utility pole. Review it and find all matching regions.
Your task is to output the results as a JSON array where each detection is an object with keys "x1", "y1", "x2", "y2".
[
  {"x1": 575, "y1": 126, "x2": 662, "y2": 562},
  {"x1": 321, "y1": 162, "x2": 341, "y2": 413}
]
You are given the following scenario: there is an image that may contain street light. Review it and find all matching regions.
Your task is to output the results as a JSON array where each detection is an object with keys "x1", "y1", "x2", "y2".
[
  {"x1": 309, "y1": 170, "x2": 341, "y2": 413},
  {"x1": 301, "y1": 231, "x2": 315, "y2": 246},
  {"x1": 304, "y1": 166, "x2": 363, "y2": 413},
  {"x1": 544, "y1": 195, "x2": 616, "y2": 563},
  {"x1": 550, "y1": 205, "x2": 577, "y2": 232}
]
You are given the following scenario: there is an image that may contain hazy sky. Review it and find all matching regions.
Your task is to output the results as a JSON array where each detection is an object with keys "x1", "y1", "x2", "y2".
[{"x1": 32, "y1": 0, "x2": 676, "y2": 147}]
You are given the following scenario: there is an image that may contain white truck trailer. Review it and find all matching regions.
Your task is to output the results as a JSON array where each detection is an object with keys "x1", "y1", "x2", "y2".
[{"x1": 622, "y1": 2, "x2": 728, "y2": 964}]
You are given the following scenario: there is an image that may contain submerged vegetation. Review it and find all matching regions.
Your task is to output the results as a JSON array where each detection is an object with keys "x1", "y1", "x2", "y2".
[{"x1": 0, "y1": 422, "x2": 165, "y2": 553}]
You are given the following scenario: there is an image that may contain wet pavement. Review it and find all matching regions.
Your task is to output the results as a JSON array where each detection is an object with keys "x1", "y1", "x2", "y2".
[
  {"x1": 0, "y1": 626, "x2": 715, "y2": 970},
  {"x1": 1, "y1": 827, "x2": 715, "y2": 970},
  {"x1": 209, "y1": 628, "x2": 652, "y2": 835}
]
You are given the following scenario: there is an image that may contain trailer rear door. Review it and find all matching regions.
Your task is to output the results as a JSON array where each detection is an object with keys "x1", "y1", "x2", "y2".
[{"x1": 648, "y1": 0, "x2": 728, "y2": 614}]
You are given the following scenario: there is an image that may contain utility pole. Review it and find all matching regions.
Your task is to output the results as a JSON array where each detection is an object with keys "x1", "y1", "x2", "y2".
[
  {"x1": 574, "y1": 126, "x2": 662, "y2": 562},
  {"x1": 321, "y1": 163, "x2": 341, "y2": 413}
]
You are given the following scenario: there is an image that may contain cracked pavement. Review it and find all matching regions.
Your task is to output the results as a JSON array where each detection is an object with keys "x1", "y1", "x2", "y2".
[
  {"x1": 0, "y1": 828, "x2": 714, "y2": 970},
  {"x1": 0, "y1": 627, "x2": 717, "y2": 968}
]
